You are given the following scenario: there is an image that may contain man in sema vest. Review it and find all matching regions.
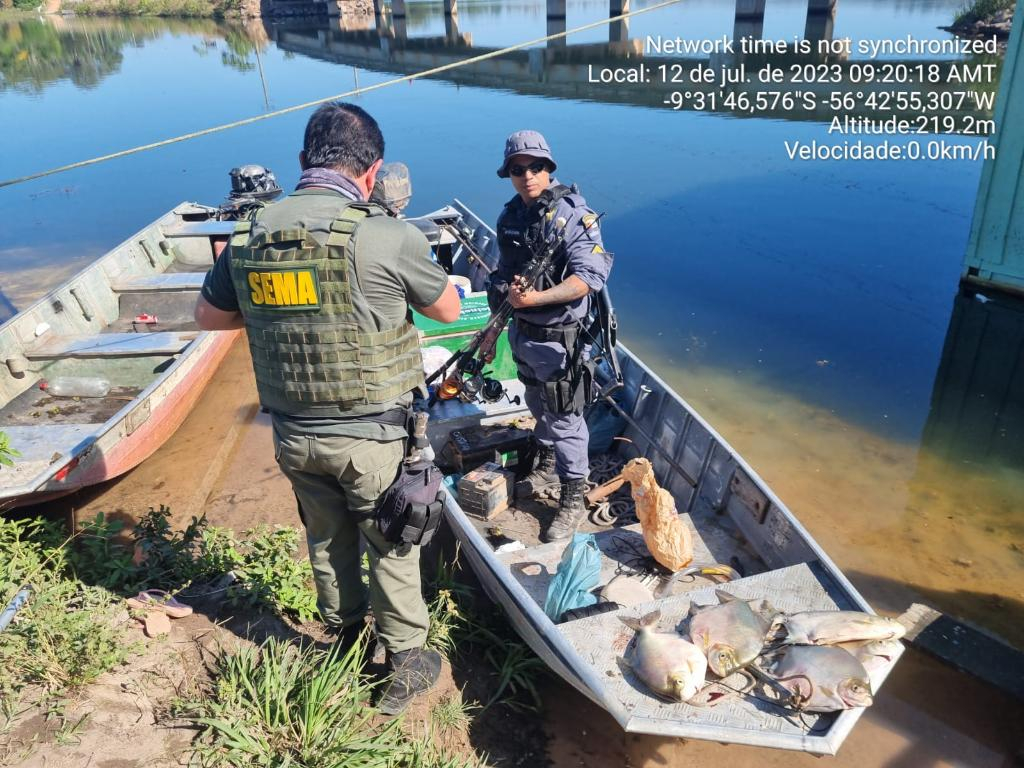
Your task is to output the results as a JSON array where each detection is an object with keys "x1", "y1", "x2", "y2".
[
  {"x1": 194, "y1": 102, "x2": 461, "y2": 715},
  {"x1": 486, "y1": 130, "x2": 613, "y2": 542}
]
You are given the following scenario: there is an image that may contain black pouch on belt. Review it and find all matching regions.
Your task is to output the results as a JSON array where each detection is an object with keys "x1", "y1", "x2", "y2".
[
  {"x1": 544, "y1": 358, "x2": 597, "y2": 415},
  {"x1": 375, "y1": 460, "x2": 445, "y2": 554}
]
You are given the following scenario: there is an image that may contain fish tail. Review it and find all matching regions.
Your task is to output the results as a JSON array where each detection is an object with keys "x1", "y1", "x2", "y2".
[
  {"x1": 639, "y1": 609, "x2": 662, "y2": 628},
  {"x1": 618, "y1": 616, "x2": 641, "y2": 631}
]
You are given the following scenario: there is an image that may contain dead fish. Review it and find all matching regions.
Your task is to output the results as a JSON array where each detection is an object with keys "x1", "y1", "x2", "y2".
[
  {"x1": 771, "y1": 610, "x2": 906, "y2": 646},
  {"x1": 620, "y1": 610, "x2": 707, "y2": 702},
  {"x1": 688, "y1": 590, "x2": 770, "y2": 677},
  {"x1": 761, "y1": 645, "x2": 874, "y2": 712},
  {"x1": 838, "y1": 638, "x2": 903, "y2": 691}
]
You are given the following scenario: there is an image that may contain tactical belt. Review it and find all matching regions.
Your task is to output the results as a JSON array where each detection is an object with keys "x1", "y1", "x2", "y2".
[
  {"x1": 270, "y1": 405, "x2": 409, "y2": 426},
  {"x1": 514, "y1": 317, "x2": 579, "y2": 348}
]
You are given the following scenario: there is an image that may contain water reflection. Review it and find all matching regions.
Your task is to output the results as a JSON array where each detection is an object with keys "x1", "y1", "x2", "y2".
[
  {"x1": 265, "y1": 0, "x2": 999, "y2": 125},
  {"x1": 923, "y1": 288, "x2": 1024, "y2": 472},
  {"x1": 0, "y1": 16, "x2": 158, "y2": 92}
]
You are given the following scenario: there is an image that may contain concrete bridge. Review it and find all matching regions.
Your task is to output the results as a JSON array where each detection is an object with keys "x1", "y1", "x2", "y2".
[{"x1": 266, "y1": 0, "x2": 994, "y2": 127}]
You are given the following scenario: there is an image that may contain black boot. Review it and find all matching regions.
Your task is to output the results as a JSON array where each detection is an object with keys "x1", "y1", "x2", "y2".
[
  {"x1": 515, "y1": 444, "x2": 559, "y2": 499},
  {"x1": 376, "y1": 647, "x2": 442, "y2": 715},
  {"x1": 324, "y1": 621, "x2": 374, "y2": 668},
  {"x1": 543, "y1": 477, "x2": 588, "y2": 542}
]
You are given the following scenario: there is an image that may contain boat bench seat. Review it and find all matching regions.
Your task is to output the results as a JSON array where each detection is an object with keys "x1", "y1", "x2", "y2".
[
  {"x1": 112, "y1": 273, "x2": 207, "y2": 292},
  {"x1": 25, "y1": 331, "x2": 198, "y2": 359},
  {"x1": 160, "y1": 221, "x2": 238, "y2": 238}
]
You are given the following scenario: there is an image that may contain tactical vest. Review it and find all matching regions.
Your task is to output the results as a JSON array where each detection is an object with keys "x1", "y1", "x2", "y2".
[
  {"x1": 228, "y1": 200, "x2": 424, "y2": 417},
  {"x1": 496, "y1": 184, "x2": 574, "y2": 290}
]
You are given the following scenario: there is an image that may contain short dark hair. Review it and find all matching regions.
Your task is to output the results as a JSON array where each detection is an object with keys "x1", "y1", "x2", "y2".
[{"x1": 302, "y1": 102, "x2": 384, "y2": 174}]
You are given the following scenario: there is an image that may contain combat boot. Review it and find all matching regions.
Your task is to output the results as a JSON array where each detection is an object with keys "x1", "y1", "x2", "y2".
[
  {"x1": 515, "y1": 444, "x2": 559, "y2": 499},
  {"x1": 323, "y1": 621, "x2": 375, "y2": 668},
  {"x1": 543, "y1": 477, "x2": 589, "y2": 542},
  {"x1": 376, "y1": 647, "x2": 442, "y2": 716}
]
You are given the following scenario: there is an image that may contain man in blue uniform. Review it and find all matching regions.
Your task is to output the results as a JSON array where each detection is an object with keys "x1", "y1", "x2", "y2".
[
  {"x1": 194, "y1": 103, "x2": 461, "y2": 715},
  {"x1": 487, "y1": 130, "x2": 613, "y2": 542}
]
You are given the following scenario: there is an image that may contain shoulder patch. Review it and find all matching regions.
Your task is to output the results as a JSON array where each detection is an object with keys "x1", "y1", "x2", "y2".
[{"x1": 582, "y1": 213, "x2": 599, "y2": 229}]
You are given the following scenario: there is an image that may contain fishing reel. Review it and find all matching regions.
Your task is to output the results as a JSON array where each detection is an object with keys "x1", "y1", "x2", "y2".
[{"x1": 433, "y1": 357, "x2": 519, "y2": 406}]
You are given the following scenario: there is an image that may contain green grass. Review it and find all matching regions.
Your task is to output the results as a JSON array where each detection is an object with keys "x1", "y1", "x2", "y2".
[
  {"x1": 1, "y1": 510, "x2": 536, "y2": 764},
  {"x1": 424, "y1": 551, "x2": 546, "y2": 713},
  {"x1": 177, "y1": 636, "x2": 487, "y2": 768},
  {"x1": 0, "y1": 506, "x2": 321, "y2": 731},
  {"x1": 953, "y1": 0, "x2": 1014, "y2": 26},
  {"x1": 69, "y1": 507, "x2": 319, "y2": 623},
  {"x1": 0, "y1": 517, "x2": 134, "y2": 712}
]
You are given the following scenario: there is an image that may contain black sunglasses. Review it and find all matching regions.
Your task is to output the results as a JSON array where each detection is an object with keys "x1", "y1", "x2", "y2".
[{"x1": 509, "y1": 161, "x2": 549, "y2": 177}]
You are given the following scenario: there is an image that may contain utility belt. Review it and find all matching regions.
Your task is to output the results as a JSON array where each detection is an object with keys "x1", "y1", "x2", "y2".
[
  {"x1": 268, "y1": 406, "x2": 408, "y2": 427},
  {"x1": 513, "y1": 318, "x2": 596, "y2": 416},
  {"x1": 514, "y1": 317, "x2": 580, "y2": 347}
]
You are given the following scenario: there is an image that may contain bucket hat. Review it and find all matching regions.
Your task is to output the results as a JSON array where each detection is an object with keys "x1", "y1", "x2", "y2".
[{"x1": 497, "y1": 130, "x2": 557, "y2": 178}]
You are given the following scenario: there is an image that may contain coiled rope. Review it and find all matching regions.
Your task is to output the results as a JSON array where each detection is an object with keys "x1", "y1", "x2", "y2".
[{"x1": 0, "y1": 0, "x2": 681, "y2": 190}]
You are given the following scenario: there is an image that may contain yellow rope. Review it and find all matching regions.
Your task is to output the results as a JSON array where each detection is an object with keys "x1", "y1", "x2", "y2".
[{"x1": 0, "y1": 0, "x2": 680, "y2": 190}]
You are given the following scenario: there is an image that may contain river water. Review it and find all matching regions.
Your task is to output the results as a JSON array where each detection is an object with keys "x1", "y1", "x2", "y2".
[{"x1": 0, "y1": 0, "x2": 1022, "y2": 754}]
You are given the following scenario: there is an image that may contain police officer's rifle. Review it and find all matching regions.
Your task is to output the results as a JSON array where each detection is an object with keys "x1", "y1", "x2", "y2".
[{"x1": 425, "y1": 213, "x2": 604, "y2": 407}]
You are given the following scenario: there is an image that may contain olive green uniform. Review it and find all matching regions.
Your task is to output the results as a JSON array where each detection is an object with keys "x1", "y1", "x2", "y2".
[{"x1": 201, "y1": 188, "x2": 448, "y2": 651}]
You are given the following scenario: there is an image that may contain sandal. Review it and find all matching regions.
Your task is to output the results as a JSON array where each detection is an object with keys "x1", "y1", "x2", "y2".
[
  {"x1": 142, "y1": 610, "x2": 171, "y2": 638},
  {"x1": 126, "y1": 589, "x2": 193, "y2": 618}
]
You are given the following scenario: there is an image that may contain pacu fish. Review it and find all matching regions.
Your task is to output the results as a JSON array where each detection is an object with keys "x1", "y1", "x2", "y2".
[
  {"x1": 620, "y1": 610, "x2": 707, "y2": 702},
  {"x1": 687, "y1": 590, "x2": 770, "y2": 677},
  {"x1": 761, "y1": 645, "x2": 874, "y2": 713},
  {"x1": 771, "y1": 610, "x2": 907, "y2": 646},
  {"x1": 838, "y1": 638, "x2": 904, "y2": 691}
]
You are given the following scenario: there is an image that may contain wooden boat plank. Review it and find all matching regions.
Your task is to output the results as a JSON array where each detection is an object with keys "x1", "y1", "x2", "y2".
[
  {"x1": 25, "y1": 331, "x2": 197, "y2": 359},
  {"x1": 112, "y1": 274, "x2": 207, "y2": 292}
]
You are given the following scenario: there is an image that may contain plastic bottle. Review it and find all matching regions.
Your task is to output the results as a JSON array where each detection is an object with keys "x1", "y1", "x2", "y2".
[{"x1": 42, "y1": 376, "x2": 112, "y2": 398}]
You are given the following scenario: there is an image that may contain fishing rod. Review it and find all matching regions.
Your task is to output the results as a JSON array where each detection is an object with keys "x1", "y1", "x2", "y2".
[{"x1": 425, "y1": 213, "x2": 604, "y2": 407}]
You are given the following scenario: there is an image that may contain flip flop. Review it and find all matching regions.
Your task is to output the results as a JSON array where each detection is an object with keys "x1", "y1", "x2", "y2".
[
  {"x1": 142, "y1": 610, "x2": 171, "y2": 638},
  {"x1": 126, "y1": 589, "x2": 193, "y2": 618}
]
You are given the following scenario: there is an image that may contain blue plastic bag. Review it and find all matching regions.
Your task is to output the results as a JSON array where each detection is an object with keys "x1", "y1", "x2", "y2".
[{"x1": 543, "y1": 533, "x2": 601, "y2": 622}]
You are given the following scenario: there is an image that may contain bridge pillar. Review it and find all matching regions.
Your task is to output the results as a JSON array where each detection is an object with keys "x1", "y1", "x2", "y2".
[
  {"x1": 804, "y1": 12, "x2": 835, "y2": 45},
  {"x1": 734, "y1": 0, "x2": 765, "y2": 43},
  {"x1": 444, "y1": 0, "x2": 456, "y2": 14},
  {"x1": 963, "y1": 0, "x2": 1024, "y2": 295},
  {"x1": 807, "y1": 0, "x2": 836, "y2": 12},
  {"x1": 609, "y1": 0, "x2": 629, "y2": 43},
  {"x1": 373, "y1": 0, "x2": 388, "y2": 33},
  {"x1": 547, "y1": 0, "x2": 566, "y2": 48},
  {"x1": 444, "y1": 9, "x2": 461, "y2": 42},
  {"x1": 391, "y1": 0, "x2": 407, "y2": 39}
]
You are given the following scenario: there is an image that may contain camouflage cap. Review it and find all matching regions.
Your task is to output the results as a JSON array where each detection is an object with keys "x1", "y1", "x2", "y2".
[{"x1": 496, "y1": 130, "x2": 558, "y2": 178}]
